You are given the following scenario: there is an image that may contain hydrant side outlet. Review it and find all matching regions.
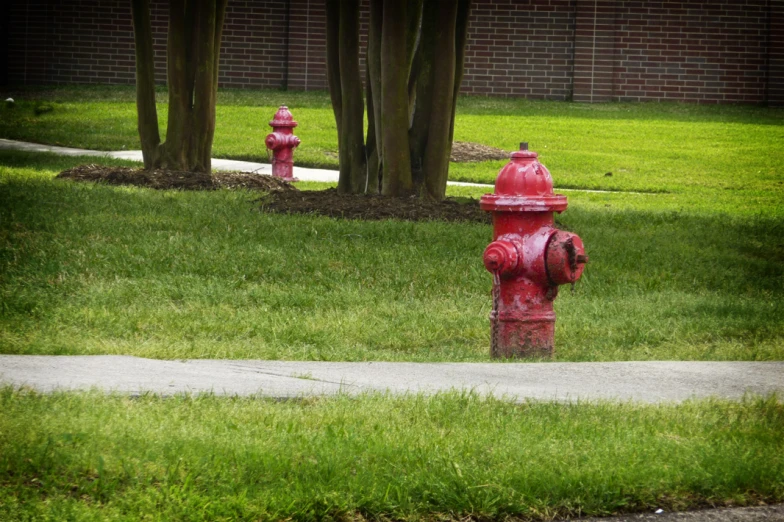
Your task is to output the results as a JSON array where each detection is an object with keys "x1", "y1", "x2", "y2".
[
  {"x1": 265, "y1": 106, "x2": 300, "y2": 181},
  {"x1": 480, "y1": 144, "x2": 587, "y2": 358}
]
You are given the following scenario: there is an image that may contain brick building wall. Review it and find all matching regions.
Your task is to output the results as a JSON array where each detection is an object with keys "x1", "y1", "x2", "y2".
[
  {"x1": 462, "y1": 0, "x2": 576, "y2": 97},
  {"x1": 5, "y1": 0, "x2": 782, "y2": 105},
  {"x1": 6, "y1": 0, "x2": 289, "y2": 89},
  {"x1": 612, "y1": 0, "x2": 769, "y2": 103}
]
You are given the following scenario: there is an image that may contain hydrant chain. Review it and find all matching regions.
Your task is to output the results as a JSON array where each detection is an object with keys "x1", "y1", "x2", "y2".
[{"x1": 491, "y1": 270, "x2": 501, "y2": 356}]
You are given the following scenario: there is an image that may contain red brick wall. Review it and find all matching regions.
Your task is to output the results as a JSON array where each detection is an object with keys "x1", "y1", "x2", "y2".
[
  {"x1": 768, "y1": 0, "x2": 784, "y2": 106},
  {"x1": 5, "y1": 0, "x2": 782, "y2": 105},
  {"x1": 463, "y1": 0, "x2": 576, "y2": 98},
  {"x1": 612, "y1": 0, "x2": 770, "y2": 103},
  {"x1": 287, "y1": 0, "x2": 327, "y2": 90},
  {"x1": 573, "y1": 0, "x2": 616, "y2": 102},
  {"x1": 286, "y1": 0, "x2": 369, "y2": 91},
  {"x1": 7, "y1": 0, "x2": 289, "y2": 89},
  {"x1": 285, "y1": 0, "x2": 576, "y2": 99}
]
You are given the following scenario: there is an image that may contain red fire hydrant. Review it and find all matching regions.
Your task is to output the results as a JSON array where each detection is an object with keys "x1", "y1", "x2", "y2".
[
  {"x1": 265, "y1": 105, "x2": 300, "y2": 181},
  {"x1": 480, "y1": 143, "x2": 587, "y2": 358}
]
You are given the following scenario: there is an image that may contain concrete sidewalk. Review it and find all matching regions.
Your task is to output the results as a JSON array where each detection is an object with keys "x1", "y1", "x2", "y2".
[
  {"x1": 0, "y1": 138, "x2": 492, "y2": 187},
  {"x1": 2, "y1": 356, "x2": 782, "y2": 402}
]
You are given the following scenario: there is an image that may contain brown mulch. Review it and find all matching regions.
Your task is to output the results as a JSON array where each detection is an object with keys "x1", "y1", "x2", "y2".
[
  {"x1": 56, "y1": 164, "x2": 296, "y2": 192},
  {"x1": 259, "y1": 188, "x2": 492, "y2": 224},
  {"x1": 450, "y1": 141, "x2": 509, "y2": 162},
  {"x1": 57, "y1": 164, "x2": 494, "y2": 223}
]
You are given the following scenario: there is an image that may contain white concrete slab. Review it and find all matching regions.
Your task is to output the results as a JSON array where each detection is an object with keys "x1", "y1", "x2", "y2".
[{"x1": 2, "y1": 356, "x2": 782, "y2": 403}]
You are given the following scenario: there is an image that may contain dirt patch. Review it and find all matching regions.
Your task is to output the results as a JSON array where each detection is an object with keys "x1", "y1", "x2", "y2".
[
  {"x1": 56, "y1": 164, "x2": 295, "y2": 192},
  {"x1": 259, "y1": 188, "x2": 492, "y2": 224},
  {"x1": 451, "y1": 141, "x2": 509, "y2": 163}
]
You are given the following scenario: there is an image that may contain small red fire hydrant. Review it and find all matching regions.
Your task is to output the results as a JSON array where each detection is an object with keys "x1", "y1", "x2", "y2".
[
  {"x1": 480, "y1": 143, "x2": 587, "y2": 358},
  {"x1": 265, "y1": 105, "x2": 300, "y2": 181}
]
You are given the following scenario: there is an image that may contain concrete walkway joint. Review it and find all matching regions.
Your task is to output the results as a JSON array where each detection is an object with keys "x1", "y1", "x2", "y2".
[{"x1": 2, "y1": 356, "x2": 782, "y2": 403}]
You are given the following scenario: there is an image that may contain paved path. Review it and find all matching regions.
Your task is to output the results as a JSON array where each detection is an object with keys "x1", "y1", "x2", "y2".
[
  {"x1": 0, "y1": 138, "x2": 491, "y2": 187},
  {"x1": 1, "y1": 138, "x2": 656, "y2": 194},
  {"x1": 2, "y1": 356, "x2": 782, "y2": 402}
]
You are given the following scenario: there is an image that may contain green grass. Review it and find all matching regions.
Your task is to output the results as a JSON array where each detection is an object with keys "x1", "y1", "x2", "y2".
[
  {"x1": 2, "y1": 84, "x2": 782, "y2": 194},
  {"x1": 1, "y1": 389, "x2": 782, "y2": 521},
  {"x1": 1, "y1": 87, "x2": 783, "y2": 521},
  {"x1": 1, "y1": 150, "x2": 782, "y2": 361}
]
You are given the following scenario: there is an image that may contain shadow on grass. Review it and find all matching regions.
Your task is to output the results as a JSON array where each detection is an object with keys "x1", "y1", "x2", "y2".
[{"x1": 1, "y1": 158, "x2": 782, "y2": 360}]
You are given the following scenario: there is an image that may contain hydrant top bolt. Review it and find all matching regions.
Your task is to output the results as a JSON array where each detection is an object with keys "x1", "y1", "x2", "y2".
[{"x1": 520, "y1": 142, "x2": 528, "y2": 151}]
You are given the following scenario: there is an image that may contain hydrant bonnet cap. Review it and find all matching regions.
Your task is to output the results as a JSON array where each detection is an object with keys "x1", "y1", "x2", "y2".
[
  {"x1": 269, "y1": 105, "x2": 298, "y2": 128},
  {"x1": 480, "y1": 144, "x2": 567, "y2": 213}
]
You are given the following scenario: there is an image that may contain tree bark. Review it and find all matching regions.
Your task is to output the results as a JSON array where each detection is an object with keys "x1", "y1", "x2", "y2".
[
  {"x1": 325, "y1": 0, "x2": 342, "y2": 137},
  {"x1": 336, "y1": 0, "x2": 366, "y2": 194},
  {"x1": 448, "y1": 0, "x2": 472, "y2": 146},
  {"x1": 130, "y1": 0, "x2": 160, "y2": 169},
  {"x1": 407, "y1": 0, "x2": 437, "y2": 192},
  {"x1": 365, "y1": 0, "x2": 384, "y2": 192},
  {"x1": 326, "y1": 0, "x2": 472, "y2": 201},
  {"x1": 422, "y1": 0, "x2": 458, "y2": 201},
  {"x1": 131, "y1": 0, "x2": 226, "y2": 174},
  {"x1": 380, "y1": 0, "x2": 413, "y2": 196},
  {"x1": 160, "y1": 0, "x2": 191, "y2": 170},
  {"x1": 190, "y1": 0, "x2": 218, "y2": 172},
  {"x1": 364, "y1": 64, "x2": 380, "y2": 193}
]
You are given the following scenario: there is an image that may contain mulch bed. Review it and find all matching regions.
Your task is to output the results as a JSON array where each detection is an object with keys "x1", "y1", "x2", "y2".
[
  {"x1": 259, "y1": 188, "x2": 491, "y2": 224},
  {"x1": 56, "y1": 164, "x2": 295, "y2": 192},
  {"x1": 450, "y1": 141, "x2": 509, "y2": 162},
  {"x1": 57, "y1": 162, "x2": 495, "y2": 224}
]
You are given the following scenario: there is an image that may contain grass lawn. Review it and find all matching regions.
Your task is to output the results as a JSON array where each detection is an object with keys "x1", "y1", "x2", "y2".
[
  {"x1": 1, "y1": 390, "x2": 783, "y2": 521},
  {"x1": 1, "y1": 84, "x2": 782, "y2": 193},
  {"x1": 0, "y1": 87, "x2": 782, "y2": 361},
  {"x1": 0, "y1": 150, "x2": 782, "y2": 361},
  {"x1": 1, "y1": 86, "x2": 783, "y2": 520}
]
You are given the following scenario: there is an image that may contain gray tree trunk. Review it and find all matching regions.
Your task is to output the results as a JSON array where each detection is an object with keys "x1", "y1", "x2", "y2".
[
  {"x1": 130, "y1": 0, "x2": 160, "y2": 169},
  {"x1": 131, "y1": 0, "x2": 228, "y2": 173},
  {"x1": 326, "y1": 0, "x2": 472, "y2": 201}
]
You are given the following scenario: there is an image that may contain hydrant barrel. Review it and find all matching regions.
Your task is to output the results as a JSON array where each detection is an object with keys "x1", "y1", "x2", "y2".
[
  {"x1": 265, "y1": 105, "x2": 300, "y2": 181},
  {"x1": 480, "y1": 143, "x2": 587, "y2": 358}
]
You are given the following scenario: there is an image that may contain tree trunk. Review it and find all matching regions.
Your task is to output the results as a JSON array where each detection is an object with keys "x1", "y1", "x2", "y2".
[
  {"x1": 421, "y1": 0, "x2": 458, "y2": 201},
  {"x1": 160, "y1": 0, "x2": 191, "y2": 170},
  {"x1": 407, "y1": 1, "x2": 436, "y2": 192},
  {"x1": 130, "y1": 0, "x2": 160, "y2": 169},
  {"x1": 364, "y1": 64, "x2": 380, "y2": 193},
  {"x1": 327, "y1": 0, "x2": 367, "y2": 194},
  {"x1": 448, "y1": 0, "x2": 472, "y2": 146},
  {"x1": 190, "y1": 0, "x2": 218, "y2": 172},
  {"x1": 380, "y1": 0, "x2": 413, "y2": 196},
  {"x1": 365, "y1": 0, "x2": 384, "y2": 193},
  {"x1": 325, "y1": 0, "x2": 343, "y2": 136},
  {"x1": 131, "y1": 0, "x2": 227, "y2": 173},
  {"x1": 326, "y1": 0, "x2": 473, "y2": 201},
  {"x1": 337, "y1": 0, "x2": 366, "y2": 194}
]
